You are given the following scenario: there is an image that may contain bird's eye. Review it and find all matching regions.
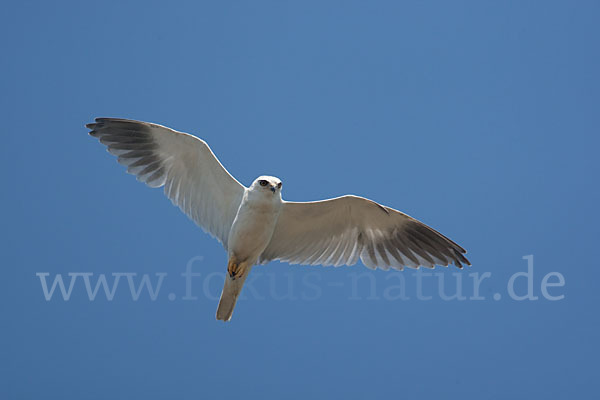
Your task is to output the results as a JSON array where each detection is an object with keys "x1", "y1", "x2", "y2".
[
  {"x1": 259, "y1": 180, "x2": 268, "y2": 187},
  {"x1": 277, "y1": 182, "x2": 282, "y2": 189}
]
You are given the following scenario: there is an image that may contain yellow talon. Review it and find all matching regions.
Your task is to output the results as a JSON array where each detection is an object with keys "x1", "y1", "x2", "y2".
[{"x1": 227, "y1": 259, "x2": 245, "y2": 279}]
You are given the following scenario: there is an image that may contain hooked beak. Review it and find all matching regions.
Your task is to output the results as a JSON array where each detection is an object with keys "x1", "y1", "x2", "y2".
[{"x1": 270, "y1": 186, "x2": 276, "y2": 193}]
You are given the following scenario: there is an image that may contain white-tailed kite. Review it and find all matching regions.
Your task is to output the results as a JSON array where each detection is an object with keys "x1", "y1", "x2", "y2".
[{"x1": 87, "y1": 118, "x2": 470, "y2": 321}]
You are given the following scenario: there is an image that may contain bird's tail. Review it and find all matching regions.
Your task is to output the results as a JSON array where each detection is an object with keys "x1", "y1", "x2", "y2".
[{"x1": 216, "y1": 263, "x2": 251, "y2": 321}]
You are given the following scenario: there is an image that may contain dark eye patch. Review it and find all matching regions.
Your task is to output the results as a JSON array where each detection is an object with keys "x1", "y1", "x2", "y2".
[
  {"x1": 259, "y1": 180, "x2": 268, "y2": 186},
  {"x1": 277, "y1": 182, "x2": 282, "y2": 188}
]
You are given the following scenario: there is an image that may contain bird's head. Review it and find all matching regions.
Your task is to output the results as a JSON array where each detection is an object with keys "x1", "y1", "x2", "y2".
[{"x1": 251, "y1": 176, "x2": 282, "y2": 195}]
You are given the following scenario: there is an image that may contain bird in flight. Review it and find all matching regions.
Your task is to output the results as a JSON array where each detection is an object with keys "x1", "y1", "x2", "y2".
[{"x1": 87, "y1": 118, "x2": 470, "y2": 321}]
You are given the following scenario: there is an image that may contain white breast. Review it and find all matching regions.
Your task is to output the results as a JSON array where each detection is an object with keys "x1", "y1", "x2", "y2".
[{"x1": 227, "y1": 189, "x2": 283, "y2": 264}]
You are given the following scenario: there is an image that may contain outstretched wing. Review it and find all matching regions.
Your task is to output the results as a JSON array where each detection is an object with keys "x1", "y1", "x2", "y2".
[
  {"x1": 87, "y1": 118, "x2": 245, "y2": 248},
  {"x1": 260, "y1": 195, "x2": 470, "y2": 270}
]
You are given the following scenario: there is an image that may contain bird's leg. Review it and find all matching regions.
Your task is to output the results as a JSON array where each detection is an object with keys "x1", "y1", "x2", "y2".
[{"x1": 227, "y1": 258, "x2": 247, "y2": 280}]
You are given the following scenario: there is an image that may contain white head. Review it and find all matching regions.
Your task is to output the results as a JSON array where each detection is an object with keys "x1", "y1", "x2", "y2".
[{"x1": 250, "y1": 175, "x2": 283, "y2": 196}]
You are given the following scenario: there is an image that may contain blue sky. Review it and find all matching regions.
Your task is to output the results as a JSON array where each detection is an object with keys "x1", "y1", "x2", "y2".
[{"x1": 1, "y1": 1, "x2": 598, "y2": 399}]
